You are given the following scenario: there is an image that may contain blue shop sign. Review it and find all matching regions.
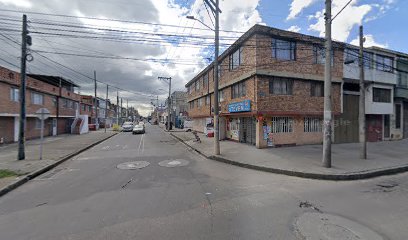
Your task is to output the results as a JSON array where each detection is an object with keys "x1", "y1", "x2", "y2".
[{"x1": 228, "y1": 100, "x2": 251, "y2": 113}]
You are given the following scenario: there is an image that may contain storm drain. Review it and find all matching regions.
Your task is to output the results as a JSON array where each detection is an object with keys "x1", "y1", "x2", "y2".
[
  {"x1": 158, "y1": 159, "x2": 189, "y2": 168},
  {"x1": 294, "y1": 212, "x2": 384, "y2": 240},
  {"x1": 117, "y1": 161, "x2": 150, "y2": 170}
]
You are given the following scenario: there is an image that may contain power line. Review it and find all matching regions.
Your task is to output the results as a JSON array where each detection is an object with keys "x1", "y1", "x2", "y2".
[{"x1": 331, "y1": 0, "x2": 354, "y2": 22}]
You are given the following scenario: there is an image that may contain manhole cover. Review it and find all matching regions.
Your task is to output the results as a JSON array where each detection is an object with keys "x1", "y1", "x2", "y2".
[
  {"x1": 158, "y1": 159, "x2": 189, "y2": 167},
  {"x1": 117, "y1": 161, "x2": 150, "y2": 170},
  {"x1": 294, "y1": 212, "x2": 384, "y2": 240}
]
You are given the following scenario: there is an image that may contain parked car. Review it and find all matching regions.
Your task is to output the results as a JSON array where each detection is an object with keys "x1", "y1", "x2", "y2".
[
  {"x1": 122, "y1": 122, "x2": 134, "y2": 132},
  {"x1": 132, "y1": 124, "x2": 145, "y2": 134}
]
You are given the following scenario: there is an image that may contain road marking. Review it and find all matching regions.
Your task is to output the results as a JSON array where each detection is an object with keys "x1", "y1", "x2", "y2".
[{"x1": 142, "y1": 134, "x2": 145, "y2": 154}]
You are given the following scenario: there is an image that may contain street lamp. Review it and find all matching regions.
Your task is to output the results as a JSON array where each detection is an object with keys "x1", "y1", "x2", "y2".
[{"x1": 186, "y1": 0, "x2": 221, "y2": 155}]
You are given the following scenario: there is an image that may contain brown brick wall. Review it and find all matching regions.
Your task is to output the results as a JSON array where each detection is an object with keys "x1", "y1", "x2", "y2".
[{"x1": 256, "y1": 75, "x2": 341, "y2": 114}]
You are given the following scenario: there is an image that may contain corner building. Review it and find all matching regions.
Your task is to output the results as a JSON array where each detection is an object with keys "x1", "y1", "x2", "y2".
[{"x1": 186, "y1": 24, "x2": 343, "y2": 148}]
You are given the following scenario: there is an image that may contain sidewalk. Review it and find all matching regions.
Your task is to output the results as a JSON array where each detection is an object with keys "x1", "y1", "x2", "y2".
[
  {"x1": 170, "y1": 131, "x2": 408, "y2": 180},
  {"x1": 0, "y1": 130, "x2": 117, "y2": 193}
]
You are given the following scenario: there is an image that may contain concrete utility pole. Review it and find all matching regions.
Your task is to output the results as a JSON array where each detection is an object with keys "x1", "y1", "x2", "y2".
[
  {"x1": 17, "y1": 14, "x2": 28, "y2": 160},
  {"x1": 322, "y1": 0, "x2": 333, "y2": 168},
  {"x1": 359, "y1": 25, "x2": 367, "y2": 159},
  {"x1": 116, "y1": 91, "x2": 119, "y2": 125},
  {"x1": 120, "y1": 98, "x2": 123, "y2": 124},
  {"x1": 158, "y1": 77, "x2": 172, "y2": 131},
  {"x1": 126, "y1": 99, "x2": 129, "y2": 120},
  {"x1": 213, "y1": 0, "x2": 221, "y2": 155},
  {"x1": 105, "y1": 84, "x2": 108, "y2": 133},
  {"x1": 94, "y1": 71, "x2": 98, "y2": 128}
]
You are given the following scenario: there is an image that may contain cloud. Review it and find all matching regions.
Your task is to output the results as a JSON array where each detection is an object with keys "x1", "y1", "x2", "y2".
[
  {"x1": 287, "y1": 25, "x2": 301, "y2": 32},
  {"x1": 0, "y1": 0, "x2": 31, "y2": 8},
  {"x1": 308, "y1": 0, "x2": 372, "y2": 42},
  {"x1": 287, "y1": 0, "x2": 318, "y2": 20},
  {"x1": 350, "y1": 34, "x2": 388, "y2": 48}
]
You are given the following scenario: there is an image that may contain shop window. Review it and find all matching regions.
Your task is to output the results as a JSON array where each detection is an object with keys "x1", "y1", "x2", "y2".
[
  {"x1": 304, "y1": 117, "x2": 322, "y2": 132},
  {"x1": 310, "y1": 81, "x2": 324, "y2": 97},
  {"x1": 231, "y1": 81, "x2": 246, "y2": 99},
  {"x1": 272, "y1": 117, "x2": 293, "y2": 133},
  {"x1": 272, "y1": 38, "x2": 296, "y2": 61},
  {"x1": 373, "y1": 88, "x2": 391, "y2": 103},
  {"x1": 269, "y1": 77, "x2": 293, "y2": 95}
]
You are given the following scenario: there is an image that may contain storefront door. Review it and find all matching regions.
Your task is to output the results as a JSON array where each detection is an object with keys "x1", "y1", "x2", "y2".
[
  {"x1": 240, "y1": 117, "x2": 256, "y2": 145},
  {"x1": 367, "y1": 115, "x2": 383, "y2": 142}
]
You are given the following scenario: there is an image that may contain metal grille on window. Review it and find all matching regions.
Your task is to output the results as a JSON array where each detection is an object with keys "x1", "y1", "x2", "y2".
[
  {"x1": 272, "y1": 117, "x2": 293, "y2": 133},
  {"x1": 304, "y1": 117, "x2": 322, "y2": 132}
]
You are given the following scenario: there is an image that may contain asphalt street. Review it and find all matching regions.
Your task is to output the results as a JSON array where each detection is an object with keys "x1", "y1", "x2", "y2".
[{"x1": 0, "y1": 124, "x2": 407, "y2": 239}]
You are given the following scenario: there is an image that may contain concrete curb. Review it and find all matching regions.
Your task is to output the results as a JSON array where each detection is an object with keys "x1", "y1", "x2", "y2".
[
  {"x1": 169, "y1": 133, "x2": 408, "y2": 181},
  {"x1": 0, "y1": 132, "x2": 118, "y2": 197}
]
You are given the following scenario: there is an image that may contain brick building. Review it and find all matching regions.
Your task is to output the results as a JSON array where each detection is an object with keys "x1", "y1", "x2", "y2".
[
  {"x1": 186, "y1": 24, "x2": 343, "y2": 148},
  {"x1": 0, "y1": 65, "x2": 80, "y2": 144}
]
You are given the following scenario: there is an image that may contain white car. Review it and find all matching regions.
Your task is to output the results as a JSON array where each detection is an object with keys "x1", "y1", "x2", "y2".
[
  {"x1": 122, "y1": 122, "x2": 134, "y2": 132},
  {"x1": 132, "y1": 124, "x2": 145, "y2": 134}
]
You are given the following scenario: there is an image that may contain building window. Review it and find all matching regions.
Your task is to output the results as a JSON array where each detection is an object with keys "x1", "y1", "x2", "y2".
[
  {"x1": 67, "y1": 100, "x2": 74, "y2": 109},
  {"x1": 205, "y1": 95, "x2": 210, "y2": 105},
  {"x1": 229, "y1": 47, "x2": 243, "y2": 70},
  {"x1": 313, "y1": 45, "x2": 334, "y2": 66},
  {"x1": 35, "y1": 119, "x2": 42, "y2": 129},
  {"x1": 31, "y1": 92, "x2": 44, "y2": 105},
  {"x1": 62, "y1": 98, "x2": 68, "y2": 108},
  {"x1": 82, "y1": 104, "x2": 86, "y2": 111},
  {"x1": 197, "y1": 98, "x2": 203, "y2": 107},
  {"x1": 310, "y1": 81, "x2": 324, "y2": 97},
  {"x1": 269, "y1": 77, "x2": 293, "y2": 95},
  {"x1": 203, "y1": 72, "x2": 209, "y2": 88},
  {"x1": 272, "y1": 117, "x2": 293, "y2": 133},
  {"x1": 195, "y1": 79, "x2": 200, "y2": 91},
  {"x1": 188, "y1": 85, "x2": 192, "y2": 94},
  {"x1": 304, "y1": 117, "x2": 322, "y2": 132},
  {"x1": 189, "y1": 101, "x2": 194, "y2": 109},
  {"x1": 231, "y1": 81, "x2": 246, "y2": 99},
  {"x1": 373, "y1": 88, "x2": 391, "y2": 103},
  {"x1": 217, "y1": 63, "x2": 222, "y2": 78},
  {"x1": 272, "y1": 38, "x2": 296, "y2": 60},
  {"x1": 218, "y1": 89, "x2": 224, "y2": 102},
  {"x1": 10, "y1": 88, "x2": 19, "y2": 102},
  {"x1": 88, "y1": 106, "x2": 92, "y2": 112},
  {"x1": 395, "y1": 104, "x2": 401, "y2": 129},
  {"x1": 376, "y1": 55, "x2": 393, "y2": 72},
  {"x1": 345, "y1": 48, "x2": 373, "y2": 68}
]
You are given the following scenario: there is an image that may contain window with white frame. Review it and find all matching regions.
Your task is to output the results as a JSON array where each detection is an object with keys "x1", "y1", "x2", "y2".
[
  {"x1": 218, "y1": 89, "x2": 224, "y2": 102},
  {"x1": 31, "y1": 92, "x2": 44, "y2": 105},
  {"x1": 376, "y1": 55, "x2": 393, "y2": 72},
  {"x1": 269, "y1": 77, "x2": 293, "y2": 95},
  {"x1": 272, "y1": 38, "x2": 296, "y2": 60},
  {"x1": 271, "y1": 117, "x2": 294, "y2": 133},
  {"x1": 313, "y1": 45, "x2": 334, "y2": 66},
  {"x1": 304, "y1": 117, "x2": 322, "y2": 132},
  {"x1": 229, "y1": 47, "x2": 243, "y2": 70},
  {"x1": 10, "y1": 87, "x2": 19, "y2": 102}
]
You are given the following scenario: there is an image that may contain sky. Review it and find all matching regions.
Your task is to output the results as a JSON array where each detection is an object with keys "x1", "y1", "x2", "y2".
[{"x1": 0, "y1": 0, "x2": 406, "y2": 116}]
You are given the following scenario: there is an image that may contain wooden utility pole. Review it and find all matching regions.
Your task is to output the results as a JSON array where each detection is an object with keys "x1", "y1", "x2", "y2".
[
  {"x1": 359, "y1": 25, "x2": 367, "y2": 159},
  {"x1": 322, "y1": 0, "x2": 333, "y2": 168}
]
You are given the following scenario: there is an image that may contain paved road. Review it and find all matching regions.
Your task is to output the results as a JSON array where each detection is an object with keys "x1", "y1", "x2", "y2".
[{"x1": 0, "y1": 124, "x2": 407, "y2": 239}]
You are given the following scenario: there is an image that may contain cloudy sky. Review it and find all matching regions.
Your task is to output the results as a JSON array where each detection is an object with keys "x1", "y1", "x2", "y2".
[{"x1": 0, "y1": 0, "x2": 406, "y2": 116}]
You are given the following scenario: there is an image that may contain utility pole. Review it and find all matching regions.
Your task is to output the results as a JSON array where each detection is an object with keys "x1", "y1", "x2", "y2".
[
  {"x1": 94, "y1": 71, "x2": 98, "y2": 129},
  {"x1": 126, "y1": 99, "x2": 129, "y2": 120},
  {"x1": 158, "y1": 77, "x2": 172, "y2": 131},
  {"x1": 156, "y1": 96, "x2": 159, "y2": 123},
  {"x1": 105, "y1": 84, "x2": 108, "y2": 133},
  {"x1": 359, "y1": 25, "x2": 367, "y2": 159},
  {"x1": 322, "y1": 0, "x2": 332, "y2": 168},
  {"x1": 17, "y1": 14, "x2": 28, "y2": 160},
  {"x1": 120, "y1": 98, "x2": 123, "y2": 124},
  {"x1": 116, "y1": 91, "x2": 119, "y2": 125},
  {"x1": 213, "y1": 0, "x2": 221, "y2": 155}
]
